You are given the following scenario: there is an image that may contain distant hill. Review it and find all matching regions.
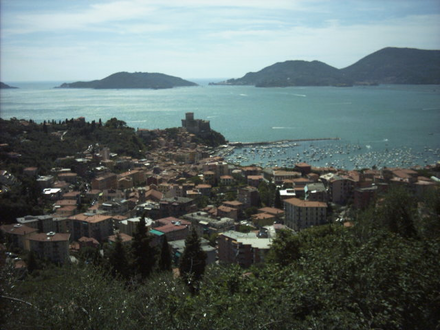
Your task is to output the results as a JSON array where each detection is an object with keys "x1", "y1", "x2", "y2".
[
  {"x1": 0, "y1": 82, "x2": 18, "y2": 89},
  {"x1": 214, "y1": 47, "x2": 440, "y2": 87},
  {"x1": 341, "y1": 47, "x2": 440, "y2": 84},
  {"x1": 56, "y1": 72, "x2": 197, "y2": 89},
  {"x1": 216, "y1": 60, "x2": 352, "y2": 87}
]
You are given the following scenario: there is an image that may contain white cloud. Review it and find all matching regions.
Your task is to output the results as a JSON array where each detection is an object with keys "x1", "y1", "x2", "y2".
[{"x1": 1, "y1": 0, "x2": 439, "y2": 81}]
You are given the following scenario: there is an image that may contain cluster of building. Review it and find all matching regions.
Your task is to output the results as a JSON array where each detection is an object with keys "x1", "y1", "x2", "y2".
[{"x1": 1, "y1": 113, "x2": 439, "y2": 270}]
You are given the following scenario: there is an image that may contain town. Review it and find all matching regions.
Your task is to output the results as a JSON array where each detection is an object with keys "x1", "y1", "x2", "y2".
[
  {"x1": 1, "y1": 112, "x2": 438, "y2": 270},
  {"x1": 1, "y1": 113, "x2": 439, "y2": 329}
]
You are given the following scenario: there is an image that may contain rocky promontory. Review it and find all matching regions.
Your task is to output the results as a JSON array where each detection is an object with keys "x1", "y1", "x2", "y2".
[{"x1": 0, "y1": 82, "x2": 18, "y2": 89}]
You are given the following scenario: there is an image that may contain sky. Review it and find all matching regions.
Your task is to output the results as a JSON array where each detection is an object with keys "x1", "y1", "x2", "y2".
[{"x1": 1, "y1": 0, "x2": 439, "y2": 82}]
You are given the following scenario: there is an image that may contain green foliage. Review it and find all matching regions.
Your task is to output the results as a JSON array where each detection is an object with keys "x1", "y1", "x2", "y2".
[
  {"x1": 236, "y1": 224, "x2": 253, "y2": 233},
  {"x1": 179, "y1": 228, "x2": 206, "y2": 292},
  {"x1": 158, "y1": 236, "x2": 172, "y2": 272},
  {"x1": 375, "y1": 187, "x2": 418, "y2": 238},
  {"x1": 274, "y1": 187, "x2": 283, "y2": 209},
  {"x1": 258, "y1": 180, "x2": 276, "y2": 207},
  {"x1": 109, "y1": 233, "x2": 129, "y2": 280},
  {"x1": 192, "y1": 130, "x2": 227, "y2": 148},
  {"x1": 104, "y1": 118, "x2": 128, "y2": 129},
  {"x1": 131, "y1": 216, "x2": 156, "y2": 280},
  {"x1": 244, "y1": 206, "x2": 258, "y2": 218},
  {"x1": 26, "y1": 250, "x2": 39, "y2": 274},
  {"x1": 267, "y1": 229, "x2": 301, "y2": 266}
]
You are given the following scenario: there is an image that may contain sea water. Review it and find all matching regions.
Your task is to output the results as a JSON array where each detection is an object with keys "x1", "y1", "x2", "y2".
[{"x1": 1, "y1": 81, "x2": 439, "y2": 169}]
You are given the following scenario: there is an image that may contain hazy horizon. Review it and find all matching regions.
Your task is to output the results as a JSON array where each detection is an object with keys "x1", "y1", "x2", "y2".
[{"x1": 1, "y1": 0, "x2": 439, "y2": 82}]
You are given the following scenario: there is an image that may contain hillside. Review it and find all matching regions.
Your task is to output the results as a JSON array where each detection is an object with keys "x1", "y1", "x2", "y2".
[
  {"x1": 0, "y1": 82, "x2": 18, "y2": 89},
  {"x1": 341, "y1": 47, "x2": 440, "y2": 84},
  {"x1": 219, "y1": 60, "x2": 352, "y2": 87},
  {"x1": 215, "y1": 47, "x2": 440, "y2": 87},
  {"x1": 56, "y1": 72, "x2": 197, "y2": 89}
]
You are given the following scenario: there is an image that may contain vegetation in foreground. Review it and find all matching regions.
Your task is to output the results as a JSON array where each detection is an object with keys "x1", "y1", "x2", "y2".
[{"x1": 1, "y1": 188, "x2": 439, "y2": 330}]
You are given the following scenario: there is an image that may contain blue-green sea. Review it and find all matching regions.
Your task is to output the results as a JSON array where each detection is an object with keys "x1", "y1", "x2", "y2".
[{"x1": 1, "y1": 80, "x2": 439, "y2": 169}]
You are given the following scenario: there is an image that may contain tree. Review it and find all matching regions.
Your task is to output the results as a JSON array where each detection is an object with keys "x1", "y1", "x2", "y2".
[
  {"x1": 27, "y1": 250, "x2": 39, "y2": 274},
  {"x1": 376, "y1": 187, "x2": 418, "y2": 239},
  {"x1": 131, "y1": 215, "x2": 156, "y2": 280},
  {"x1": 274, "y1": 187, "x2": 283, "y2": 209},
  {"x1": 267, "y1": 229, "x2": 301, "y2": 266},
  {"x1": 109, "y1": 233, "x2": 129, "y2": 280},
  {"x1": 179, "y1": 228, "x2": 206, "y2": 292},
  {"x1": 258, "y1": 181, "x2": 276, "y2": 207},
  {"x1": 158, "y1": 236, "x2": 172, "y2": 272},
  {"x1": 104, "y1": 117, "x2": 127, "y2": 129}
]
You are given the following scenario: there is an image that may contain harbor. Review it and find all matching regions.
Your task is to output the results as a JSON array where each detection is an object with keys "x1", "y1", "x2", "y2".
[{"x1": 216, "y1": 138, "x2": 440, "y2": 170}]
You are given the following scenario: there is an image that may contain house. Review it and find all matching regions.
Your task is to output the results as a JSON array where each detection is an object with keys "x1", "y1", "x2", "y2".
[
  {"x1": 28, "y1": 232, "x2": 70, "y2": 264},
  {"x1": 220, "y1": 175, "x2": 234, "y2": 186},
  {"x1": 354, "y1": 186, "x2": 378, "y2": 210},
  {"x1": 217, "y1": 230, "x2": 272, "y2": 268},
  {"x1": 284, "y1": 198, "x2": 327, "y2": 231},
  {"x1": 237, "y1": 186, "x2": 259, "y2": 208},
  {"x1": 255, "y1": 207, "x2": 284, "y2": 226},
  {"x1": 36, "y1": 175, "x2": 54, "y2": 189},
  {"x1": 279, "y1": 188, "x2": 296, "y2": 200},
  {"x1": 320, "y1": 173, "x2": 354, "y2": 204},
  {"x1": 91, "y1": 173, "x2": 117, "y2": 190},
  {"x1": 0, "y1": 224, "x2": 38, "y2": 250},
  {"x1": 23, "y1": 167, "x2": 38, "y2": 177},
  {"x1": 195, "y1": 184, "x2": 212, "y2": 197},
  {"x1": 223, "y1": 200, "x2": 244, "y2": 211},
  {"x1": 78, "y1": 236, "x2": 100, "y2": 249},
  {"x1": 272, "y1": 170, "x2": 301, "y2": 185},
  {"x1": 145, "y1": 188, "x2": 163, "y2": 202},
  {"x1": 57, "y1": 172, "x2": 77, "y2": 184},
  {"x1": 218, "y1": 205, "x2": 238, "y2": 221},
  {"x1": 241, "y1": 166, "x2": 262, "y2": 178},
  {"x1": 67, "y1": 213, "x2": 114, "y2": 242},
  {"x1": 247, "y1": 175, "x2": 264, "y2": 187},
  {"x1": 251, "y1": 213, "x2": 277, "y2": 227},
  {"x1": 291, "y1": 177, "x2": 314, "y2": 198},
  {"x1": 295, "y1": 162, "x2": 312, "y2": 176},
  {"x1": 182, "y1": 211, "x2": 235, "y2": 236},
  {"x1": 159, "y1": 197, "x2": 196, "y2": 218},
  {"x1": 305, "y1": 182, "x2": 328, "y2": 202},
  {"x1": 119, "y1": 216, "x2": 154, "y2": 237},
  {"x1": 203, "y1": 171, "x2": 216, "y2": 185},
  {"x1": 151, "y1": 217, "x2": 191, "y2": 242},
  {"x1": 16, "y1": 215, "x2": 56, "y2": 233}
]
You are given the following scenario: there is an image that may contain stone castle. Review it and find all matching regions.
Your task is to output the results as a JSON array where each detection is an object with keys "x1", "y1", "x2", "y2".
[{"x1": 181, "y1": 112, "x2": 211, "y2": 136}]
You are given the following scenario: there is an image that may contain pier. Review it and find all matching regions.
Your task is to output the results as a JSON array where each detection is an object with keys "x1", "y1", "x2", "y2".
[{"x1": 228, "y1": 137, "x2": 340, "y2": 147}]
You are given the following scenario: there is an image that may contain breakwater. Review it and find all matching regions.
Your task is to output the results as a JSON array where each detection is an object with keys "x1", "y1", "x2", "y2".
[{"x1": 228, "y1": 137, "x2": 340, "y2": 147}]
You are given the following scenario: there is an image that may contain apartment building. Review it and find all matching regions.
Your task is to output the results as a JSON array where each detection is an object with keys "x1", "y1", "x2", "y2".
[{"x1": 284, "y1": 198, "x2": 327, "y2": 231}]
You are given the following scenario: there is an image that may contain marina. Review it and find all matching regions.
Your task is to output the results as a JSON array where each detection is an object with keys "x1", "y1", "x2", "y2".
[{"x1": 217, "y1": 139, "x2": 440, "y2": 170}]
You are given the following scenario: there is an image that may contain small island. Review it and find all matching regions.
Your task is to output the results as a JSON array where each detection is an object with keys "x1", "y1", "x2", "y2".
[
  {"x1": 56, "y1": 71, "x2": 198, "y2": 89},
  {"x1": 0, "y1": 82, "x2": 18, "y2": 89}
]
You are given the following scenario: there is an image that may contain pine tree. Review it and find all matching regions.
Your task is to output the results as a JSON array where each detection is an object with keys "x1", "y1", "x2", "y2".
[
  {"x1": 27, "y1": 250, "x2": 38, "y2": 274},
  {"x1": 131, "y1": 215, "x2": 156, "y2": 280},
  {"x1": 109, "y1": 233, "x2": 129, "y2": 279},
  {"x1": 179, "y1": 228, "x2": 206, "y2": 292},
  {"x1": 158, "y1": 235, "x2": 172, "y2": 272},
  {"x1": 274, "y1": 187, "x2": 282, "y2": 209}
]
